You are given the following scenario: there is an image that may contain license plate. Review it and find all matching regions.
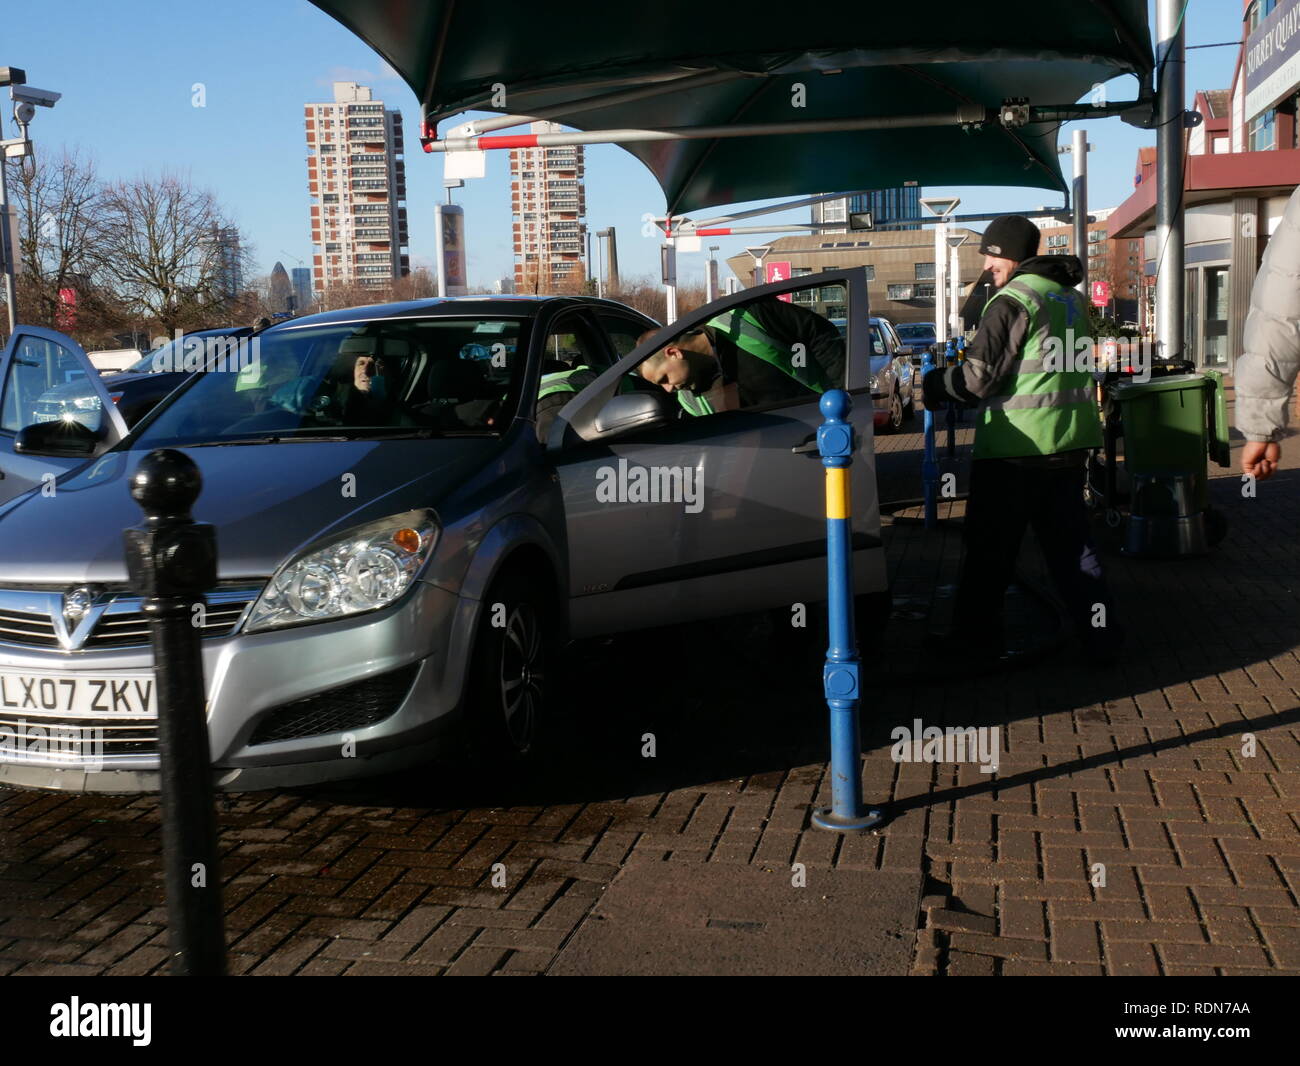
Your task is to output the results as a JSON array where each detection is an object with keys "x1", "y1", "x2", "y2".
[{"x1": 0, "y1": 671, "x2": 157, "y2": 717}]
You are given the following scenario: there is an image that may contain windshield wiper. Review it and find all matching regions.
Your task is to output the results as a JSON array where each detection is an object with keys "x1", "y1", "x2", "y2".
[{"x1": 186, "y1": 435, "x2": 351, "y2": 447}]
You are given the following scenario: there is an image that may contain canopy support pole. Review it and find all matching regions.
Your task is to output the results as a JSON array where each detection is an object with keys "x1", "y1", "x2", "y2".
[
  {"x1": 1155, "y1": 0, "x2": 1186, "y2": 362},
  {"x1": 1073, "y1": 128, "x2": 1089, "y2": 298},
  {"x1": 420, "y1": 101, "x2": 1146, "y2": 153}
]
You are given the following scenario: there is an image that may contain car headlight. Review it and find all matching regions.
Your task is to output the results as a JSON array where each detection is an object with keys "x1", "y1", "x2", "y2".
[
  {"x1": 868, "y1": 374, "x2": 880, "y2": 391},
  {"x1": 244, "y1": 510, "x2": 439, "y2": 632},
  {"x1": 71, "y1": 395, "x2": 103, "y2": 410}
]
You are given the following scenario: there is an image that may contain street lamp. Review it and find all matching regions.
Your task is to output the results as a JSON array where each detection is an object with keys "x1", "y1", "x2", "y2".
[
  {"x1": 947, "y1": 232, "x2": 969, "y2": 338},
  {"x1": 920, "y1": 197, "x2": 960, "y2": 342},
  {"x1": 745, "y1": 244, "x2": 771, "y2": 288},
  {"x1": 0, "y1": 67, "x2": 61, "y2": 335}
]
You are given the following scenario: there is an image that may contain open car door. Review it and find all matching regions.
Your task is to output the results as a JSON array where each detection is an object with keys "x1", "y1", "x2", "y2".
[
  {"x1": 547, "y1": 268, "x2": 885, "y2": 638},
  {"x1": 0, "y1": 326, "x2": 129, "y2": 506}
]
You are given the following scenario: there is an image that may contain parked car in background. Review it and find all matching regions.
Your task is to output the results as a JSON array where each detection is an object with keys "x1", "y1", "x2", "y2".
[
  {"x1": 895, "y1": 321, "x2": 938, "y2": 363},
  {"x1": 86, "y1": 349, "x2": 144, "y2": 374},
  {"x1": 30, "y1": 328, "x2": 254, "y2": 429},
  {"x1": 831, "y1": 315, "x2": 915, "y2": 433},
  {"x1": 0, "y1": 270, "x2": 888, "y2": 793}
]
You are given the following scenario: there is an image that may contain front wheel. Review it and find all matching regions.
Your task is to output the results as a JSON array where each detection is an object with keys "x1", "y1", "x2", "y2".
[
  {"x1": 467, "y1": 573, "x2": 558, "y2": 761},
  {"x1": 882, "y1": 388, "x2": 904, "y2": 433}
]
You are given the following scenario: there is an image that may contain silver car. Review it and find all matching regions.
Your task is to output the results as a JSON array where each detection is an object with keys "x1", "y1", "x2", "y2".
[{"x1": 0, "y1": 269, "x2": 885, "y2": 792}]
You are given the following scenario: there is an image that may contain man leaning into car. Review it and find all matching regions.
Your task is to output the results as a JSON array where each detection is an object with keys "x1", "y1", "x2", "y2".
[{"x1": 637, "y1": 296, "x2": 845, "y2": 415}]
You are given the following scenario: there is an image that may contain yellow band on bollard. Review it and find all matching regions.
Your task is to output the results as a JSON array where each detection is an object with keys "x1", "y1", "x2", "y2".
[{"x1": 825, "y1": 467, "x2": 850, "y2": 520}]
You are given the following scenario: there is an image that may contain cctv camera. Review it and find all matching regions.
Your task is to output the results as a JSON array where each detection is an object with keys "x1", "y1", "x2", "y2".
[
  {"x1": 13, "y1": 102, "x2": 34, "y2": 125},
  {"x1": 9, "y1": 84, "x2": 60, "y2": 108}
]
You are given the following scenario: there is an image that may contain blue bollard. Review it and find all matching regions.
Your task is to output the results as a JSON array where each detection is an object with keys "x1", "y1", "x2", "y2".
[
  {"x1": 810, "y1": 390, "x2": 883, "y2": 833},
  {"x1": 945, "y1": 338, "x2": 958, "y2": 459},
  {"x1": 921, "y1": 350, "x2": 938, "y2": 530},
  {"x1": 955, "y1": 337, "x2": 968, "y2": 423}
]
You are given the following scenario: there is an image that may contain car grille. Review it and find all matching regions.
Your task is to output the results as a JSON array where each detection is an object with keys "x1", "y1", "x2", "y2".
[
  {"x1": 249, "y1": 664, "x2": 420, "y2": 745},
  {"x1": 0, "y1": 709, "x2": 157, "y2": 764},
  {"x1": 0, "y1": 607, "x2": 59, "y2": 648},
  {"x1": 0, "y1": 585, "x2": 262, "y2": 651}
]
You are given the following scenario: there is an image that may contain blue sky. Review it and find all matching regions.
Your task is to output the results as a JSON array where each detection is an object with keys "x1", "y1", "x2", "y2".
[{"x1": 3, "y1": 1, "x2": 1251, "y2": 291}]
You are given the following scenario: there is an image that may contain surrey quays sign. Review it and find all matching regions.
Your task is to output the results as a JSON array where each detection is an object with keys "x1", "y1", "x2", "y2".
[{"x1": 1246, "y1": 0, "x2": 1300, "y2": 120}]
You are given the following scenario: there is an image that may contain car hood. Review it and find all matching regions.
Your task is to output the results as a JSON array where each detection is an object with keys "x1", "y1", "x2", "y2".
[
  {"x1": 37, "y1": 378, "x2": 103, "y2": 402},
  {"x1": 99, "y1": 370, "x2": 167, "y2": 387},
  {"x1": 0, "y1": 438, "x2": 499, "y2": 585}
]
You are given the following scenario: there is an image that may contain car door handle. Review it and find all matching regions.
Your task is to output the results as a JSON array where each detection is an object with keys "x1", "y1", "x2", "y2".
[{"x1": 792, "y1": 434, "x2": 819, "y2": 455}]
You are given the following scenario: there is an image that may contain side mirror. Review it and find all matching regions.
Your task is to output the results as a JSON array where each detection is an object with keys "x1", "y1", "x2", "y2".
[
  {"x1": 15, "y1": 419, "x2": 102, "y2": 458},
  {"x1": 591, "y1": 391, "x2": 675, "y2": 439},
  {"x1": 896, "y1": 345, "x2": 914, "y2": 357}
]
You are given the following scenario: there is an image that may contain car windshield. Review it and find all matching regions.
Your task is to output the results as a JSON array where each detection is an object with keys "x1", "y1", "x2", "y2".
[
  {"x1": 896, "y1": 324, "x2": 935, "y2": 340},
  {"x1": 131, "y1": 317, "x2": 530, "y2": 447}
]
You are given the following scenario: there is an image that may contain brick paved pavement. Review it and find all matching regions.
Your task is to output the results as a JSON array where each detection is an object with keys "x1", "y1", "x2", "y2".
[{"x1": 0, "y1": 386, "x2": 1297, "y2": 976}]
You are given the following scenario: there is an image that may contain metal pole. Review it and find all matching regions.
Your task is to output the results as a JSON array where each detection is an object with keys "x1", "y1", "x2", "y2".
[
  {"x1": 945, "y1": 338, "x2": 958, "y2": 458},
  {"x1": 430, "y1": 107, "x2": 991, "y2": 152},
  {"x1": 922, "y1": 349, "x2": 939, "y2": 528},
  {"x1": 123, "y1": 450, "x2": 226, "y2": 976},
  {"x1": 433, "y1": 203, "x2": 447, "y2": 298},
  {"x1": 663, "y1": 239, "x2": 677, "y2": 322},
  {"x1": 1156, "y1": 0, "x2": 1186, "y2": 362},
  {"x1": 605, "y1": 226, "x2": 619, "y2": 290},
  {"x1": 934, "y1": 220, "x2": 948, "y2": 343},
  {"x1": 1073, "y1": 128, "x2": 1089, "y2": 298},
  {"x1": 949, "y1": 242, "x2": 962, "y2": 338},
  {"x1": 810, "y1": 390, "x2": 881, "y2": 834},
  {"x1": 685, "y1": 189, "x2": 889, "y2": 230},
  {"x1": 596, "y1": 232, "x2": 604, "y2": 299},
  {"x1": 0, "y1": 141, "x2": 16, "y2": 335}
]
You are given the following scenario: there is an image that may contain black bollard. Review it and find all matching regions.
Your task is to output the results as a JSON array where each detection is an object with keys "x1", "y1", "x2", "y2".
[{"x1": 123, "y1": 449, "x2": 226, "y2": 976}]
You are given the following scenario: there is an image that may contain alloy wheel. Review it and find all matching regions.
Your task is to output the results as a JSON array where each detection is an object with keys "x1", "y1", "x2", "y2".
[{"x1": 498, "y1": 602, "x2": 545, "y2": 752}]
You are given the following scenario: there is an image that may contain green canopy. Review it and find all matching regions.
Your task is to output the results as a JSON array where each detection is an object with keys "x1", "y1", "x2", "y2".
[{"x1": 309, "y1": 1, "x2": 1154, "y2": 212}]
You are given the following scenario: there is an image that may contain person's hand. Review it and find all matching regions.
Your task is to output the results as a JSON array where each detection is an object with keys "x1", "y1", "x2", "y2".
[{"x1": 1241, "y1": 440, "x2": 1281, "y2": 481}]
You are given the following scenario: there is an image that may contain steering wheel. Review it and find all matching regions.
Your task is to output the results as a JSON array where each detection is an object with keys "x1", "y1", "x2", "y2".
[{"x1": 269, "y1": 379, "x2": 339, "y2": 422}]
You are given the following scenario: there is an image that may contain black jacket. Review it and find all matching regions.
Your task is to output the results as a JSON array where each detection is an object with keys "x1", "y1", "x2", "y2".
[{"x1": 704, "y1": 297, "x2": 846, "y2": 408}]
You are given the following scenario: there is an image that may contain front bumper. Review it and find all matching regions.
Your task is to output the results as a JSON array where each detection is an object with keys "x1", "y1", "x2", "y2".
[{"x1": 0, "y1": 580, "x2": 472, "y2": 792}]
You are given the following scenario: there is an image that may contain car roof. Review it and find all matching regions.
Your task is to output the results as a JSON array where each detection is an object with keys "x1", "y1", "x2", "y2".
[{"x1": 267, "y1": 294, "x2": 652, "y2": 330}]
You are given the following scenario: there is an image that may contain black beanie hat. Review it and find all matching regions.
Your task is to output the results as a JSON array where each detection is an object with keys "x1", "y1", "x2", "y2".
[{"x1": 979, "y1": 215, "x2": 1040, "y2": 262}]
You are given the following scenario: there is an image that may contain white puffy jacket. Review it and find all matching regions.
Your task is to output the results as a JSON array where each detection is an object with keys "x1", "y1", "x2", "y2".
[{"x1": 1236, "y1": 186, "x2": 1300, "y2": 443}]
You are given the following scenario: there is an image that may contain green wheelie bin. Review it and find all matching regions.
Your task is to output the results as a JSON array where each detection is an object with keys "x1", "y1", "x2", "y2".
[{"x1": 1107, "y1": 370, "x2": 1230, "y2": 557}]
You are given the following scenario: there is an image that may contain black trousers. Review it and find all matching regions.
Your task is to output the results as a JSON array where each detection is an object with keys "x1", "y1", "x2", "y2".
[{"x1": 953, "y1": 457, "x2": 1120, "y2": 653}]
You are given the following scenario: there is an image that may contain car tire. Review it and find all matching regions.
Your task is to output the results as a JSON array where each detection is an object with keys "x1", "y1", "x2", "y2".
[
  {"x1": 882, "y1": 388, "x2": 904, "y2": 434},
  {"x1": 467, "y1": 571, "x2": 559, "y2": 762}
]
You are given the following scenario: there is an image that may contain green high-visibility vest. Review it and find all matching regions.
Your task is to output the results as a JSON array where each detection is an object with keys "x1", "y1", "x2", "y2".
[
  {"x1": 674, "y1": 308, "x2": 830, "y2": 416},
  {"x1": 538, "y1": 365, "x2": 595, "y2": 401},
  {"x1": 973, "y1": 274, "x2": 1102, "y2": 460},
  {"x1": 707, "y1": 308, "x2": 831, "y2": 393},
  {"x1": 676, "y1": 389, "x2": 713, "y2": 416}
]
